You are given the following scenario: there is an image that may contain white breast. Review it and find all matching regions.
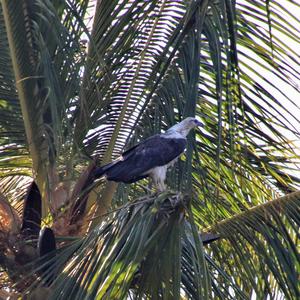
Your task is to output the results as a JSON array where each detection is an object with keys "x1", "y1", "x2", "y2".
[
  {"x1": 147, "y1": 156, "x2": 179, "y2": 191},
  {"x1": 148, "y1": 166, "x2": 168, "y2": 191}
]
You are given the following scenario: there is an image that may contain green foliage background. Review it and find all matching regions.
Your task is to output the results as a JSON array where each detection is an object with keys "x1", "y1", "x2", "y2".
[{"x1": 0, "y1": 0, "x2": 299, "y2": 299}]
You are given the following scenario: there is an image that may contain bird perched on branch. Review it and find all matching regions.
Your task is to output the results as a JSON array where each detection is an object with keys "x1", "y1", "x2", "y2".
[{"x1": 94, "y1": 117, "x2": 203, "y2": 191}]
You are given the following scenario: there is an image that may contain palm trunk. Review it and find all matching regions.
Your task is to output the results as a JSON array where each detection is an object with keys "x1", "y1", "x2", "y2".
[{"x1": 2, "y1": 0, "x2": 49, "y2": 215}]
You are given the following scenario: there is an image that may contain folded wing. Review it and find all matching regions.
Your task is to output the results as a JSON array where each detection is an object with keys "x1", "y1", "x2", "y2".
[{"x1": 94, "y1": 135, "x2": 186, "y2": 183}]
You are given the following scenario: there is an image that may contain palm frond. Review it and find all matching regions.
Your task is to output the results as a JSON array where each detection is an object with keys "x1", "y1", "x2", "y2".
[
  {"x1": 110, "y1": 0, "x2": 300, "y2": 211},
  {"x1": 26, "y1": 190, "x2": 300, "y2": 299},
  {"x1": 1, "y1": 1, "x2": 49, "y2": 197},
  {"x1": 27, "y1": 193, "x2": 214, "y2": 299},
  {"x1": 1, "y1": 1, "x2": 300, "y2": 298},
  {"x1": 0, "y1": 176, "x2": 31, "y2": 216},
  {"x1": 0, "y1": 4, "x2": 30, "y2": 177},
  {"x1": 0, "y1": 0, "x2": 91, "y2": 213},
  {"x1": 210, "y1": 190, "x2": 300, "y2": 299}
]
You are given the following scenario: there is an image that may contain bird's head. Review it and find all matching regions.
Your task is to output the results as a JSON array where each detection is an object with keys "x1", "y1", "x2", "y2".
[{"x1": 167, "y1": 117, "x2": 203, "y2": 137}]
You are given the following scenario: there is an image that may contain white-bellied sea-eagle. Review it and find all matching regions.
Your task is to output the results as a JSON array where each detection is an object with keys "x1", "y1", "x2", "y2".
[{"x1": 94, "y1": 117, "x2": 202, "y2": 191}]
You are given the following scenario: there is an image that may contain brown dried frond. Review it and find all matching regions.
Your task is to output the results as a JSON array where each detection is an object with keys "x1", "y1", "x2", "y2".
[{"x1": 0, "y1": 193, "x2": 21, "y2": 233}]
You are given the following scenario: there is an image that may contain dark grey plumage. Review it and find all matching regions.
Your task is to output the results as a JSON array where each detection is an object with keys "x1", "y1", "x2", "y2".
[
  {"x1": 93, "y1": 117, "x2": 202, "y2": 190},
  {"x1": 94, "y1": 135, "x2": 186, "y2": 183},
  {"x1": 71, "y1": 118, "x2": 202, "y2": 222}
]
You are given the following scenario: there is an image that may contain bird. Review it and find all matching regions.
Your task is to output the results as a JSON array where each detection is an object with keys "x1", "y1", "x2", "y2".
[{"x1": 93, "y1": 117, "x2": 203, "y2": 191}]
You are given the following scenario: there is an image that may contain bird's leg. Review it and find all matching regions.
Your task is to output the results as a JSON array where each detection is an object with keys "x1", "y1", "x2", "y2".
[
  {"x1": 148, "y1": 176, "x2": 160, "y2": 195},
  {"x1": 148, "y1": 179, "x2": 153, "y2": 193},
  {"x1": 157, "y1": 181, "x2": 166, "y2": 193},
  {"x1": 136, "y1": 183, "x2": 152, "y2": 194}
]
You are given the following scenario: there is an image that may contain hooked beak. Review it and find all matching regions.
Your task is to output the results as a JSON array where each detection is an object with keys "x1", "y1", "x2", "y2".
[{"x1": 195, "y1": 119, "x2": 204, "y2": 127}]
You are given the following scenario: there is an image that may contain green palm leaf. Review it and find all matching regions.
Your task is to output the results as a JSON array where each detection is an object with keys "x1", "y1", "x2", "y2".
[
  {"x1": 26, "y1": 193, "x2": 211, "y2": 299},
  {"x1": 211, "y1": 191, "x2": 300, "y2": 299},
  {"x1": 0, "y1": 0, "x2": 300, "y2": 299}
]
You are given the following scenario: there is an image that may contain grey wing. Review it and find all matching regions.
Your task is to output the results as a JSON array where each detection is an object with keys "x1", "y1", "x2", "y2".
[{"x1": 105, "y1": 135, "x2": 186, "y2": 183}]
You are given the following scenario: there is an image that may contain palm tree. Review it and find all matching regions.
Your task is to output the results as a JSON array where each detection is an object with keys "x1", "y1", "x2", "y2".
[{"x1": 0, "y1": 0, "x2": 299, "y2": 299}]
